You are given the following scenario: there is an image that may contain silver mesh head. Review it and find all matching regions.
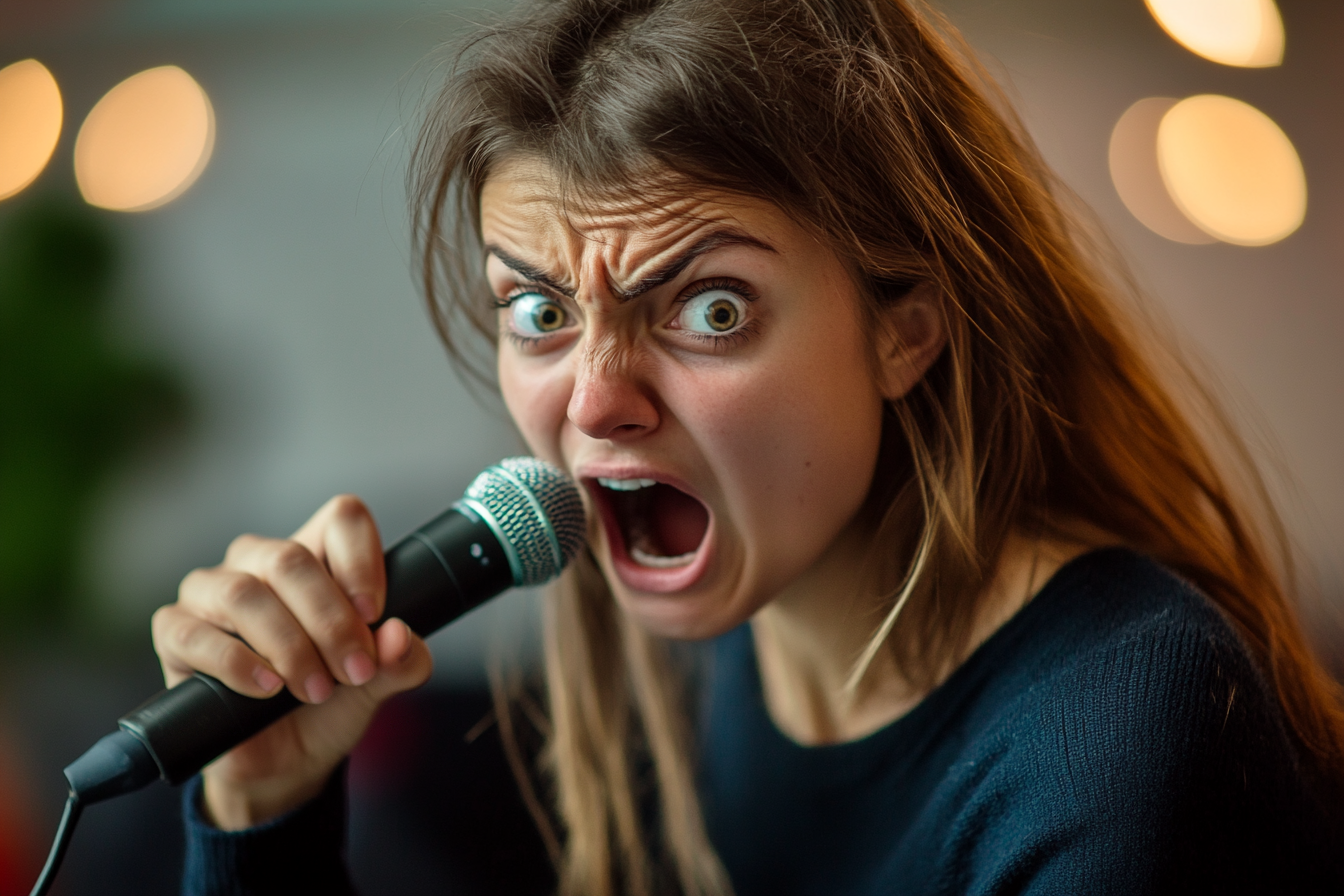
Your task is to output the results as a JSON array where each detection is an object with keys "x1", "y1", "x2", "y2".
[{"x1": 457, "y1": 457, "x2": 586, "y2": 587}]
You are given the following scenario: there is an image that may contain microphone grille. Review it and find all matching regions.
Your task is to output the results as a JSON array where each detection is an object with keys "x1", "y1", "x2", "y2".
[{"x1": 461, "y1": 457, "x2": 586, "y2": 587}]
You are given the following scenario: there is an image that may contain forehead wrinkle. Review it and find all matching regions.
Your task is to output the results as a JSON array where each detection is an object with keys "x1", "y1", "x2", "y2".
[
  {"x1": 611, "y1": 230, "x2": 777, "y2": 301},
  {"x1": 573, "y1": 206, "x2": 756, "y2": 303},
  {"x1": 482, "y1": 181, "x2": 582, "y2": 296},
  {"x1": 483, "y1": 173, "x2": 777, "y2": 306}
]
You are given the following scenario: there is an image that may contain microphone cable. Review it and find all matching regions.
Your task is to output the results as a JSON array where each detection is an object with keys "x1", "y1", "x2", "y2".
[
  {"x1": 30, "y1": 793, "x2": 81, "y2": 896},
  {"x1": 24, "y1": 457, "x2": 585, "y2": 895},
  {"x1": 29, "y1": 727, "x2": 160, "y2": 896}
]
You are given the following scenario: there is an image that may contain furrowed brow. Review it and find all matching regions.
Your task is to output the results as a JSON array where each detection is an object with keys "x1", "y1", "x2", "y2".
[
  {"x1": 484, "y1": 245, "x2": 576, "y2": 298},
  {"x1": 614, "y1": 230, "x2": 776, "y2": 301},
  {"x1": 484, "y1": 229, "x2": 776, "y2": 302}
]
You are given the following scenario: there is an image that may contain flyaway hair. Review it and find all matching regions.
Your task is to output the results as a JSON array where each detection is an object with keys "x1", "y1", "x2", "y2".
[{"x1": 411, "y1": 1, "x2": 1344, "y2": 893}]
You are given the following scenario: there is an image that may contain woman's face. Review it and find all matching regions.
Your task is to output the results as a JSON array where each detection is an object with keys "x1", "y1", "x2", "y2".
[{"x1": 483, "y1": 159, "x2": 890, "y2": 639}]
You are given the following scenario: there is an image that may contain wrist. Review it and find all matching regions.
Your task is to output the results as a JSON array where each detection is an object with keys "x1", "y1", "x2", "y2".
[{"x1": 202, "y1": 769, "x2": 332, "y2": 831}]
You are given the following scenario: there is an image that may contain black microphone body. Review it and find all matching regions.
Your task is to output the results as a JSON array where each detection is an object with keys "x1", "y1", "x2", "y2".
[
  {"x1": 116, "y1": 505, "x2": 514, "y2": 785},
  {"x1": 60, "y1": 456, "x2": 586, "y2": 809},
  {"x1": 37, "y1": 442, "x2": 582, "y2": 896}
]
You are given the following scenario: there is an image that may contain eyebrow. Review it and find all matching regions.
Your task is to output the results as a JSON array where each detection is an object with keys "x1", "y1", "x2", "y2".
[
  {"x1": 484, "y1": 229, "x2": 777, "y2": 302},
  {"x1": 485, "y1": 246, "x2": 576, "y2": 298}
]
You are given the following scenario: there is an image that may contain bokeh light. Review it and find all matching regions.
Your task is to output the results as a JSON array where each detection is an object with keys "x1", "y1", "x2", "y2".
[
  {"x1": 1157, "y1": 94, "x2": 1305, "y2": 246},
  {"x1": 0, "y1": 59, "x2": 63, "y2": 201},
  {"x1": 1144, "y1": 0, "x2": 1284, "y2": 67},
  {"x1": 1109, "y1": 97, "x2": 1216, "y2": 245},
  {"x1": 74, "y1": 66, "x2": 215, "y2": 212}
]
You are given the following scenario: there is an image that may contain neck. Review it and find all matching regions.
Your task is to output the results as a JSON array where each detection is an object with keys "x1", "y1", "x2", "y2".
[{"x1": 750, "y1": 526, "x2": 1093, "y2": 746}]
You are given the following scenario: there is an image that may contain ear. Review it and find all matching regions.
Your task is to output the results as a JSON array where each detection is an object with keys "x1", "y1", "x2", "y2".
[{"x1": 873, "y1": 281, "x2": 948, "y2": 401}]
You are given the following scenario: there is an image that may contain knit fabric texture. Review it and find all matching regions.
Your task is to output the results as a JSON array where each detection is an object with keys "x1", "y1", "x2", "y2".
[
  {"x1": 182, "y1": 761, "x2": 355, "y2": 896},
  {"x1": 180, "y1": 549, "x2": 1344, "y2": 894},
  {"x1": 700, "y1": 548, "x2": 1342, "y2": 894}
]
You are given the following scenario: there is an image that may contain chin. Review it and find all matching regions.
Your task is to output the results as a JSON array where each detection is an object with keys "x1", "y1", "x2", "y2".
[{"x1": 607, "y1": 576, "x2": 751, "y2": 641}]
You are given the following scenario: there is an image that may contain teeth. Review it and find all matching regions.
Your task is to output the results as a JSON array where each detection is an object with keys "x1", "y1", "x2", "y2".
[
  {"x1": 598, "y1": 477, "x2": 658, "y2": 491},
  {"x1": 631, "y1": 546, "x2": 696, "y2": 568}
]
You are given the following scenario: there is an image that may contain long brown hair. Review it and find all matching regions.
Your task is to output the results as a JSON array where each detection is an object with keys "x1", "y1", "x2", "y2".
[{"x1": 411, "y1": 1, "x2": 1344, "y2": 893}]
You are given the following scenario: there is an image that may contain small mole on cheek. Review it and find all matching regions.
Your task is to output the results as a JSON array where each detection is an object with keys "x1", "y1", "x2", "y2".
[{"x1": 805, "y1": 460, "x2": 812, "y2": 468}]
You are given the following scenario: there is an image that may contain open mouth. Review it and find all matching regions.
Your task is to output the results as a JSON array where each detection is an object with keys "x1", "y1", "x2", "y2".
[{"x1": 593, "y1": 477, "x2": 710, "y2": 569}]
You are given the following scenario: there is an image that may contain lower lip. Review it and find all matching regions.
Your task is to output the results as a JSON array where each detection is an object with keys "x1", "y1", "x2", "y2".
[{"x1": 593, "y1": 488, "x2": 715, "y2": 594}]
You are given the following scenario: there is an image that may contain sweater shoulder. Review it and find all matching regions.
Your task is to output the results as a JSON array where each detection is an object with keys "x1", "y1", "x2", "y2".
[
  {"x1": 949, "y1": 549, "x2": 1306, "y2": 828},
  {"x1": 1010, "y1": 548, "x2": 1269, "y2": 722},
  {"x1": 930, "y1": 550, "x2": 1342, "y2": 893}
]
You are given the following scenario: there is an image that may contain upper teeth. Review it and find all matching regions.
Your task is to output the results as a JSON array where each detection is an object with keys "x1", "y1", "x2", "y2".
[{"x1": 598, "y1": 477, "x2": 658, "y2": 491}]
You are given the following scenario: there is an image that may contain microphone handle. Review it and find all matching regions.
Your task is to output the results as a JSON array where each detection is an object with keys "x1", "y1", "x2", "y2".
[{"x1": 118, "y1": 505, "x2": 515, "y2": 785}]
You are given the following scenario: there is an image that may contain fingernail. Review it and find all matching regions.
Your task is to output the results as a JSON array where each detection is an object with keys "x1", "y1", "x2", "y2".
[
  {"x1": 351, "y1": 593, "x2": 379, "y2": 624},
  {"x1": 344, "y1": 652, "x2": 376, "y2": 687},
  {"x1": 305, "y1": 673, "x2": 334, "y2": 704},
  {"x1": 253, "y1": 667, "x2": 282, "y2": 693}
]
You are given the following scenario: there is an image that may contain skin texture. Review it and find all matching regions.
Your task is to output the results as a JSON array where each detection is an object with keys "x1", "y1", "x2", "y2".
[
  {"x1": 486, "y1": 162, "x2": 904, "y2": 642},
  {"x1": 486, "y1": 158, "x2": 1008, "y2": 745},
  {"x1": 152, "y1": 495, "x2": 434, "y2": 829},
  {"x1": 151, "y1": 158, "x2": 1090, "y2": 829},
  {"x1": 487, "y1": 159, "x2": 1094, "y2": 744}
]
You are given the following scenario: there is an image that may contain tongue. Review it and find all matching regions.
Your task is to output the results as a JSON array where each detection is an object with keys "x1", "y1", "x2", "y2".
[{"x1": 648, "y1": 484, "x2": 708, "y2": 557}]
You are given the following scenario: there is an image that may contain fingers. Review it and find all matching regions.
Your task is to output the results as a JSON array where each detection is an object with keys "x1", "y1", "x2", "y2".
[
  {"x1": 292, "y1": 620, "x2": 432, "y2": 756},
  {"x1": 152, "y1": 494, "x2": 389, "y2": 714},
  {"x1": 293, "y1": 495, "x2": 386, "y2": 625},
  {"x1": 169, "y1": 564, "x2": 332, "y2": 703},
  {"x1": 173, "y1": 567, "x2": 327, "y2": 704},
  {"x1": 271, "y1": 619, "x2": 433, "y2": 780},
  {"x1": 152, "y1": 603, "x2": 284, "y2": 697},
  {"x1": 363, "y1": 619, "x2": 434, "y2": 702},
  {"x1": 217, "y1": 535, "x2": 378, "y2": 699}
]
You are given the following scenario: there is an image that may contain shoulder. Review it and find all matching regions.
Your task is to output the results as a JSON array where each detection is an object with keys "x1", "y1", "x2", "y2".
[
  {"x1": 1020, "y1": 546, "x2": 1242, "y2": 657},
  {"x1": 937, "y1": 548, "x2": 1343, "y2": 893},
  {"x1": 999, "y1": 548, "x2": 1271, "y2": 727},
  {"x1": 993, "y1": 548, "x2": 1292, "y2": 787}
]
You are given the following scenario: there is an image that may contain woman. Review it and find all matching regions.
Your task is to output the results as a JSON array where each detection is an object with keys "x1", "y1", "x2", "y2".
[{"x1": 159, "y1": 0, "x2": 1344, "y2": 893}]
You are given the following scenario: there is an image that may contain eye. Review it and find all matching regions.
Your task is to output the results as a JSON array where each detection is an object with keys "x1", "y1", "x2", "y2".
[
  {"x1": 509, "y1": 291, "x2": 569, "y2": 336},
  {"x1": 677, "y1": 288, "x2": 747, "y2": 335}
]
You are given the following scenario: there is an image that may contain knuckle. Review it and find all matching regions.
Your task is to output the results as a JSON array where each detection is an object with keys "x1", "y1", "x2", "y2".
[
  {"x1": 219, "y1": 639, "x2": 257, "y2": 678},
  {"x1": 266, "y1": 540, "x2": 315, "y2": 579},
  {"x1": 218, "y1": 572, "x2": 264, "y2": 612},
  {"x1": 150, "y1": 607, "x2": 178, "y2": 652},
  {"x1": 310, "y1": 608, "x2": 359, "y2": 647},
  {"x1": 269, "y1": 627, "x2": 319, "y2": 674},
  {"x1": 166, "y1": 618, "x2": 206, "y2": 656},
  {"x1": 178, "y1": 566, "x2": 212, "y2": 599},
  {"x1": 225, "y1": 532, "x2": 264, "y2": 561},
  {"x1": 270, "y1": 624, "x2": 308, "y2": 656},
  {"x1": 150, "y1": 603, "x2": 173, "y2": 632}
]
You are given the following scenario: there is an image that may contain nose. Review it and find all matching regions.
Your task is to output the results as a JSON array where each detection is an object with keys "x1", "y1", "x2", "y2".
[{"x1": 567, "y1": 334, "x2": 659, "y2": 441}]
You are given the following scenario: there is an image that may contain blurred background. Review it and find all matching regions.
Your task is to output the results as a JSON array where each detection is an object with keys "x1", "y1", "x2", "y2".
[{"x1": 0, "y1": 0, "x2": 1339, "y2": 892}]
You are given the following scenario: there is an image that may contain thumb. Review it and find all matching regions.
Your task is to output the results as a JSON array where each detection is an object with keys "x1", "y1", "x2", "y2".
[{"x1": 362, "y1": 618, "x2": 434, "y2": 703}]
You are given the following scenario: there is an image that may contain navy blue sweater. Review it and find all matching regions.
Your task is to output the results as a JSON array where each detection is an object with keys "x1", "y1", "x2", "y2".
[{"x1": 182, "y1": 549, "x2": 1343, "y2": 894}]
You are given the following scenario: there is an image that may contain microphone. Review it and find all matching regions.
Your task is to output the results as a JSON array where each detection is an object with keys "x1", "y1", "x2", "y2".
[{"x1": 62, "y1": 457, "x2": 586, "y2": 804}]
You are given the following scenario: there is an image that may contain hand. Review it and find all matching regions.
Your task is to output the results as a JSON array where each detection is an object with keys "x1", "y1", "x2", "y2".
[{"x1": 151, "y1": 495, "x2": 433, "y2": 829}]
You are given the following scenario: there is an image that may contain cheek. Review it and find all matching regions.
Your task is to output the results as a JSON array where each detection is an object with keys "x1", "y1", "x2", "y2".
[
  {"x1": 498, "y1": 353, "x2": 573, "y2": 465},
  {"x1": 676, "y1": 341, "x2": 885, "y2": 560}
]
